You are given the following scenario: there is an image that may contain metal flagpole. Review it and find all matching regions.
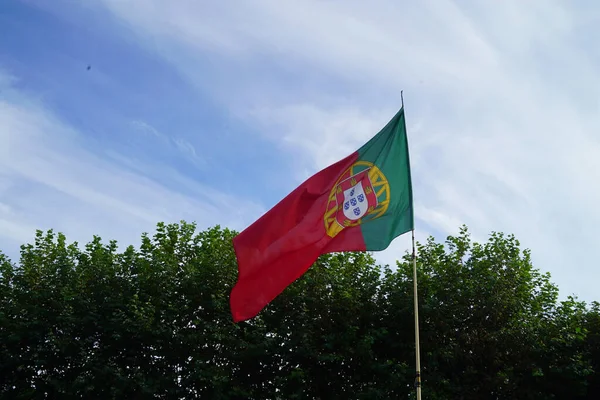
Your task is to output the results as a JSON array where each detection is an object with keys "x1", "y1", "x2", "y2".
[
  {"x1": 401, "y1": 91, "x2": 422, "y2": 400},
  {"x1": 412, "y1": 229, "x2": 422, "y2": 400}
]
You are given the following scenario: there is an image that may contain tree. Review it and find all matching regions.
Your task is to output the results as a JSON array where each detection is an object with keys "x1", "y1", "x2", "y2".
[
  {"x1": 585, "y1": 301, "x2": 600, "y2": 398},
  {"x1": 0, "y1": 222, "x2": 596, "y2": 399},
  {"x1": 382, "y1": 226, "x2": 593, "y2": 399}
]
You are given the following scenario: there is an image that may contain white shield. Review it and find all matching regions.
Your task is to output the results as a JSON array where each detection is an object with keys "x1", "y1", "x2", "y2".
[{"x1": 342, "y1": 181, "x2": 369, "y2": 221}]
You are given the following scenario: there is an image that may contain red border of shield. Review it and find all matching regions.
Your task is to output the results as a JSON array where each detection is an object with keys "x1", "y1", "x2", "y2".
[{"x1": 334, "y1": 169, "x2": 378, "y2": 228}]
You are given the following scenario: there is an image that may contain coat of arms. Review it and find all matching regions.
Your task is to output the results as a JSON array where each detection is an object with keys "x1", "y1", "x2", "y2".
[{"x1": 324, "y1": 161, "x2": 390, "y2": 238}]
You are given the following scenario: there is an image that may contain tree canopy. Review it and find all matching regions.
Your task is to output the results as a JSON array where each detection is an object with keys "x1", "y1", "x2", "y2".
[{"x1": 0, "y1": 222, "x2": 598, "y2": 399}]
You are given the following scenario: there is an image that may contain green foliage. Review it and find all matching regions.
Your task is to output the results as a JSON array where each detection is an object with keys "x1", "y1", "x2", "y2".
[{"x1": 0, "y1": 222, "x2": 597, "y2": 398}]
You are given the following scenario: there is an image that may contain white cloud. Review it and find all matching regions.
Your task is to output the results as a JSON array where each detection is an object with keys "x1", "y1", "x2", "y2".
[
  {"x1": 15, "y1": 1, "x2": 600, "y2": 301},
  {"x1": 130, "y1": 120, "x2": 205, "y2": 168},
  {"x1": 0, "y1": 71, "x2": 264, "y2": 259},
  {"x1": 248, "y1": 105, "x2": 394, "y2": 173}
]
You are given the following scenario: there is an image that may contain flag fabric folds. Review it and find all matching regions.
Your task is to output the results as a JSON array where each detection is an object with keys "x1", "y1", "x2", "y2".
[{"x1": 230, "y1": 108, "x2": 414, "y2": 322}]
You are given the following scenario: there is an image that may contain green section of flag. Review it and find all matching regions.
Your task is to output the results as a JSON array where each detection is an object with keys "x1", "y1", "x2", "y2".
[{"x1": 357, "y1": 108, "x2": 414, "y2": 250}]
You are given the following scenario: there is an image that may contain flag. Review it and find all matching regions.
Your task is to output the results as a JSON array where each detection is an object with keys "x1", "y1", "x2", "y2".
[{"x1": 230, "y1": 108, "x2": 413, "y2": 322}]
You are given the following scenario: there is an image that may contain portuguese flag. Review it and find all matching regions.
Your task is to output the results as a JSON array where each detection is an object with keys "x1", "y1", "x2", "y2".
[{"x1": 231, "y1": 108, "x2": 414, "y2": 322}]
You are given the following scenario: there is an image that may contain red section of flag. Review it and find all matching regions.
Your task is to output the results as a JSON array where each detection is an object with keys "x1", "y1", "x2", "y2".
[{"x1": 230, "y1": 152, "x2": 365, "y2": 322}]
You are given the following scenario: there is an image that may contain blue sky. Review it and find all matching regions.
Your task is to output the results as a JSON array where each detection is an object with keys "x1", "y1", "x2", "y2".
[{"x1": 1, "y1": 0, "x2": 600, "y2": 303}]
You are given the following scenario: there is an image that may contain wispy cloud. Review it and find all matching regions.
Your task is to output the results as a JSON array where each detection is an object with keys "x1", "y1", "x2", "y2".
[
  {"x1": 0, "y1": 68, "x2": 263, "y2": 258},
  {"x1": 3, "y1": 1, "x2": 600, "y2": 302},
  {"x1": 94, "y1": 0, "x2": 600, "y2": 301},
  {"x1": 130, "y1": 119, "x2": 205, "y2": 168}
]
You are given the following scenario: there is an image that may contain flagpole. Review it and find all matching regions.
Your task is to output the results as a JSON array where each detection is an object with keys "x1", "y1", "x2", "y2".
[
  {"x1": 412, "y1": 229, "x2": 422, "y2": 400},
  {"x1": 402, "y1": 91, "x2": 422, "y2": 400}
]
